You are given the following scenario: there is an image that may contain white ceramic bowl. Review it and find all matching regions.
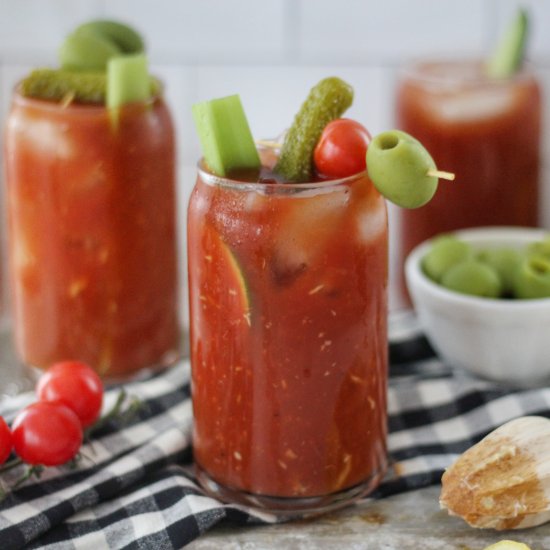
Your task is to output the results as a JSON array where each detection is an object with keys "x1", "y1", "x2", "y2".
[{"x1": 405, "y1": 226, "x2": 550, "y2": 385}]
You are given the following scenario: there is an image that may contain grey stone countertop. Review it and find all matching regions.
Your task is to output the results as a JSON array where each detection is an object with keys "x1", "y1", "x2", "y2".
[{"x1": 188, "y1": 486, "x2": 550, "y2": 550}]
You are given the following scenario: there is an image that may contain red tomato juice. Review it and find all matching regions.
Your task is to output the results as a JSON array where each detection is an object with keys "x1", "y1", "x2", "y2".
[
  {"x1": 187, "y1": 157, "x2": 388, "y2": 511},
  {"x1": 4, "y1": 93, "x2": 180, "y2": 378}
]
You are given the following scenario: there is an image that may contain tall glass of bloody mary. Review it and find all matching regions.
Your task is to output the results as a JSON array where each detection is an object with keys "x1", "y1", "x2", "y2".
[
  {"x1": 395, "y1": 60, "x2": 541, "y2": 305},
  {"x1": 4, "y1": 90, "x2": 180, "y2": 379},
  {"x1": 187, "y1": 149, "x2": 388, "y2": 514}
]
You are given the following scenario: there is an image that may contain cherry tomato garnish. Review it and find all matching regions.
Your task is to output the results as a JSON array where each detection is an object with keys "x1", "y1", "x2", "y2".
[
  {"x1": 0, "y1": 417, "x2": 13, "y2": 464},
  {"x1": 314, "y1": 118, "x2": 371, "y2": 178},
  {"x1": 12, "y1": 401, "x2": 83, "y2": 466},
  {"x1": 37, "y1": 360, "x2": 103, "y2": 428}
]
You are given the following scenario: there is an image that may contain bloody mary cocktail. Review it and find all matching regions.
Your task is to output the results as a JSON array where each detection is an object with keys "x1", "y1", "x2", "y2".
[
  {"x1": 396, "y1": 60, "x2": 541, "y2": 304},
  {"x1": 4, "y1": 92, "x2": 180, "y2": 378},
  {"x1": 187, "y1": 152, "x2": 388, "y2": 513}
]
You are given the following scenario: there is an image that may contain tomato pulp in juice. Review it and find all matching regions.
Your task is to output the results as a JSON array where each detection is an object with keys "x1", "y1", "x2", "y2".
[
  {"x1": 4, "y1": 94, "x2": 180, "y2": 377},
  {"x1": 188, "y1": 162, "x2": 388, "y2": 499},
  {"x1": 396, "y1": 61, "x2": 541, "y2": 299}
]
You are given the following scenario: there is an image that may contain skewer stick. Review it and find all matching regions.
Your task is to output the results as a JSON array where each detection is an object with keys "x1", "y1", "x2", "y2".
[
  {"x1": 255, "y1": 139, "x2": 456, "y2": 182},
  {"x1": 427, "y1": 169, "x2": 455, "y2": 181}
]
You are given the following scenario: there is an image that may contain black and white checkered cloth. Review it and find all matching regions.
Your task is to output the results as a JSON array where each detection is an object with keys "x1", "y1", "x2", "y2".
[{"x1": 1, "y1": 312, "x2": 550, "y2": 549}]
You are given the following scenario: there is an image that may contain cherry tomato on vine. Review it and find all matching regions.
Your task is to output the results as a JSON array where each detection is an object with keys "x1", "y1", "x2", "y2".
[
  {"x1": 314, "y1": 118, "x2": 371, "y2": 178},
  {"x1": 37, "y1": 360, "x2": 103, "y2": 428},
  {"x1": 12, "y1": 401, "x2": 83, "y2": 466},
  {"x1": 0, "y1": 416, "x2": 13, "y2": 464}
]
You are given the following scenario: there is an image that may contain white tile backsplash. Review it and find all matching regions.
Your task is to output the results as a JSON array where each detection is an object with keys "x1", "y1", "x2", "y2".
[
  {"x1": 0, "y1": 0, "x2": 100, "y2": 60},
  {"x1": 0, "y1": 0, "x2": 549, "y2": 315},
  {"x1": 298, "y1": 0, "x2": 488, "y2": 62},
  {"x1": 97, "y1": 0, "x2": 289, "y2": 63}
]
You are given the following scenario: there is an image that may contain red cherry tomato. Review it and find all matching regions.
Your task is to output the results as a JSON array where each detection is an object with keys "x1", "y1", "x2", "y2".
[
  {"x1": 0, "y1": 417, "x2": 13, "y2": 464},
  {"x1": 12, "y1": 401, "x2": 83, "y2": 466},
  {"x1": 37, "y1": 360, "x2": 103, "y2": 428},
  {"x1": 314, "y1": 118, "x2": 372, "y2": 178}
]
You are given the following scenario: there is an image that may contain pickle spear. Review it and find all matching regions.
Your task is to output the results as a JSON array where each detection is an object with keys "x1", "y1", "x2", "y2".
[
  {"x1": 275, "y1": 77, "x2": 353, "y2": 182},
  {"x1": 366, "y1": 129, "x2": 438, "y2": 209}
]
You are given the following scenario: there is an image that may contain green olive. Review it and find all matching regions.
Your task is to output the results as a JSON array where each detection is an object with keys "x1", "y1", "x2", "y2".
[
  {"x1": 441, "y1": 260, "x2": 502, "y2": 298},
  {"x1": 366, "y1": 129, "x2": 438, "y2": 209},
  {"x1": 513, "y1": 255, "x2": 550, "y2": 299},
  {"x1": 477, "y1": 247, "x2": 523, "y2": 295},
  {"x1": 422, "y1": 235, "x2": 471, "y2": 282},
  {"x1": 527, "y1": 236, "x2": 550, "y2": 259}
]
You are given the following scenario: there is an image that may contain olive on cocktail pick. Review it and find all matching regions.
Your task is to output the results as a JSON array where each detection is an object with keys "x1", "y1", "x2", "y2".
[{"x1": 366, "y1": 129, "x2": 454, "y2": 209}]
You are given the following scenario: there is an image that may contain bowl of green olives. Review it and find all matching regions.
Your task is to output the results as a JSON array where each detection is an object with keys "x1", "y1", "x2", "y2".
[{"x1": 405, "y1": 226, "x2": 550, "y2": 385}]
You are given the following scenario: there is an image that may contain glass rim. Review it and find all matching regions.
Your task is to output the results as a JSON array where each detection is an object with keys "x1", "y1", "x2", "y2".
[
  {"x1": 399, "y1": 57, "x2": 537, "y2": 86},
  {"x1": 197, "y1": 159, "x2": 367, "y2": 192}
]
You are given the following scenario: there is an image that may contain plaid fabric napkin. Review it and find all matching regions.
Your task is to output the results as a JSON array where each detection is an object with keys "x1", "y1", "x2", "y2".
[{"x1": 1, "y1": 314, "x2": 550, "y2": 549}]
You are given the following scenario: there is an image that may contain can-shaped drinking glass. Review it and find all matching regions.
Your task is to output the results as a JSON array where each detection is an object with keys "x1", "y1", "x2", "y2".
[
  {"x1": 187, "y1": 152, "x2": 388, "y2": 515},
  {"x1": 4, "y1": 90, "x2": 181, "y2": 379},
  {"x1": 395, "y1": 60, "x2": 541, "y2": 304}
]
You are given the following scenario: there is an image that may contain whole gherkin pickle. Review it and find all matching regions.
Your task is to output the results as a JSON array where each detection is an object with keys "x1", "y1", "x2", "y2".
[
  {"x1": 20, "y1": 69, "x2": 107, "y2": 103},
  {"x1": 275, "y1": 77, "x2": 353, "y2": 183},
  {"x1": 20, "y1": 68, "x2": 160, "y2": 105}
]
